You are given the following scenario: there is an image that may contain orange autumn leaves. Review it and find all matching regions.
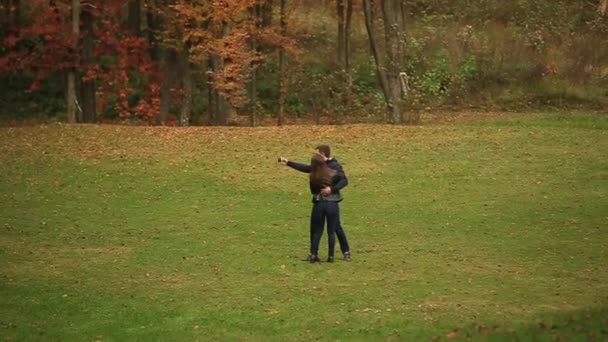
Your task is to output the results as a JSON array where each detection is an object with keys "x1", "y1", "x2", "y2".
[{"x1": 171, "y1": 0, "x2": 298, "y2": 109}]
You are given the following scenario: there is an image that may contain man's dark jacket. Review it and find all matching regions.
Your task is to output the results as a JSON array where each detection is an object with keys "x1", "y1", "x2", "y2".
[{"x1": 286, "y1": 158, "x2": 348, "y2": 202}]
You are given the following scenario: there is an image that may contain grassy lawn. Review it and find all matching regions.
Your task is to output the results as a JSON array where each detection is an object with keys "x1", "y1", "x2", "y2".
[{"x1": 1, "y1": 112, "x2": 607, "y2": 340}]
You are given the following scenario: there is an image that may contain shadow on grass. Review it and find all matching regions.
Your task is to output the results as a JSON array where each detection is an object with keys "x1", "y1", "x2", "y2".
[{"x1": 435, "y1": 306, "x2": 608, "y2": 341}]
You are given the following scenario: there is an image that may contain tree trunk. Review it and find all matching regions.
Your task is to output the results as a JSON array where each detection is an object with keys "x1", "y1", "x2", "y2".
[
  {"x1": 2, "y1": 0, "x2": 9, "y2": 29},
  {"x1": 149, "y1": 0, "x2": 173, "y2": 125},
  {"x1": 2, "y1": 0, "x2": 20, "y2": 30},
  {"x1": 398, "y1": 0, "x2": 407, "y2": 63},
  {"x1": 179, "y1": 48, "x2": 192, "y2": 126},
  {"x1": 66, "y1": 0, "x2": 79, "y2": 124},
  {"x1": 344, "y1": 0, "x2": 353, "y2": 114},
  {"x1": 248, "y1": 0, "x2": 275, "y2": 127},
  {"x1": 337, "y1": 0, "x2": 345, "y2": 64},
  {"x1": 14, "y1": 0, "x2": 20, "y2": 28},
  {"x1": 332, "y1": 0, "x2": 354, "y2": 123},
  {"x1": 145, "y1": 0, "x2": 159, "y2": 61},
  {"x1": 208, "y1": 52, "x2": 232, "y2": 125},
  {"x1": 208, "y1": 58, "x2": 217, "y2": 124},
  {"x1": 149, "y1": 0, "x2": 166, "y2": 125},
  {"x1": 249, "y1": 4, "x2": 259, "y2": 127},
  {"x1": 398, "y1": 0, "x2": 416, "y2": 124},
  {"x1": 127, "y1": 0, "x2": 141, "y2": 35},
  {"x1": 81, "y1": 7, "x2": 96, "y2": 123},
  {"x1": 222, "y1": 23, "x2": 237, "y2": 124},
  {"x1": 599, "y1": 0, "x2": 608, "y2": 16},
  {"x1": 382, "y1": 0, "x2": 402, "y2": 124},
  {"x1": 158, "y1": 50, "x2": 176, "y2": 125},
  {"x1": 158, "y1": 67, "x2": 171, "y2": 124},
  {"x1": 260, "y1": 0, "x2": 273, "y2": 27},
  {"x1": 250, "y1": 62, "x2": 258, "y2": 127},
  {"x1": 277, "y1": 0, "x2": 286, "y2": 126},
  {"x1": 1, "y1": 0, "x2": 7, "y2": 28},
  {"x1": 362, "y1": 0, "x2": 390, "y2": 119}
]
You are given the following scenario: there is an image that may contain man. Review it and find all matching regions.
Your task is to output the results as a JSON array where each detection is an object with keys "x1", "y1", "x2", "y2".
[{"x1": 279, "y1": 144, "x2": 352, "y2": 261}]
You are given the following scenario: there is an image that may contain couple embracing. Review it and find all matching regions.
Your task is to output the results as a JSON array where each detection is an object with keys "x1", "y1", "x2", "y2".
[{"x1": 279, "y1": 145, "x2": 352, "y2": 263}]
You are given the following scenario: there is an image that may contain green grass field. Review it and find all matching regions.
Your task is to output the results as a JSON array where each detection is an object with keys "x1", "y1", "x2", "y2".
[{"x1": 1, "y1": 113, "x2": 607, "y2": 341}]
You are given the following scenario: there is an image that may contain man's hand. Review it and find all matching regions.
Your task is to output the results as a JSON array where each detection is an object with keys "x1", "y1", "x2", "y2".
[
  {"x1": 320, "y1": 186, "x2": 332, "y2": 195},
  {"x1": 278, "y1": 156, "x2": 288, "y2": 165},
  {"x1": 314, "y1": 149, "x2": 328, "y2": 161}
]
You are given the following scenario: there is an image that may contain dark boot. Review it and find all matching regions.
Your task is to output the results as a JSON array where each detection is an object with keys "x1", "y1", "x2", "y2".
[
  {"x1": 306, "y1": 254, "x2": 320, "y2": 263},
  {"x1": 343, "y1": 251, "x2": 352, "y2": 262}
]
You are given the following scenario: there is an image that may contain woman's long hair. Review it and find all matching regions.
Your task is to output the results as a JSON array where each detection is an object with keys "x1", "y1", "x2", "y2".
[{"x1": 310, "y1": 153, "x2": 336, "y2": 193}]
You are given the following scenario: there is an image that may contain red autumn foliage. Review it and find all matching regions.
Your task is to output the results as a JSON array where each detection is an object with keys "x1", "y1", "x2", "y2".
[
  {"x1": 1, "y1": 0, "x2": 76, "y2": 86},
  {"x1": 1, "y1": 0, "x2": 298, "y2": 122},
  {"x1": 0, "y1": 0, "x2": 159, "y2": 119},
  {"x1": 93, "y1": 14, "x2": 159, "y2": 119}
]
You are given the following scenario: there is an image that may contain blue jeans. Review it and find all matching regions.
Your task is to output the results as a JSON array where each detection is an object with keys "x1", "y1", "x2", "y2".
[
  {"x1": 310, "y1": 201, "x2": 340, "y2": 257},
  {"x1": 335, "y1": 213, "x2": 350, "y2": 254}
]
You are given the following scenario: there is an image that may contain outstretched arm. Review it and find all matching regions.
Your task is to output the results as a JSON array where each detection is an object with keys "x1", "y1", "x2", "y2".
[
  {"x1": 286, "y1": 160, "x2": 312, "y2": 173},
  {"x1": 279, "y1": 156, "x2": 312, "y2": 173}
]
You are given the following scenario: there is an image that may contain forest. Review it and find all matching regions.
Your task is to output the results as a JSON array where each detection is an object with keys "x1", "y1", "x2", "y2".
[{"x1": 1, "y1": 0, "x2": 607, "y2": 125}]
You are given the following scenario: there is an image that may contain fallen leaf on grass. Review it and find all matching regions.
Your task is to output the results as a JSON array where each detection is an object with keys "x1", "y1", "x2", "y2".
[
  {"x1": 446, "y1": 330, "x2": 460, "y2": 339},
  {"x1": 264, "y1": 308, "x2": 279, "y2": 315}
]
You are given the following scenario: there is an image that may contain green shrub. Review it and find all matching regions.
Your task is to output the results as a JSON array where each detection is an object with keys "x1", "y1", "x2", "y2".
[{"x1": 0, "y1": 74, "x2": 65, "y2": 120}]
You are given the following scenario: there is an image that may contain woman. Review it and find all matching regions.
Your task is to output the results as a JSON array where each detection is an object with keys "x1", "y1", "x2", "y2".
[{"x1": 307, "y1": 153, "x2": 347, "y2": 263}]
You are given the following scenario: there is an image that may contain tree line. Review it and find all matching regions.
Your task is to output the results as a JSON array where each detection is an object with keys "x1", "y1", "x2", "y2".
[{"x1": 1, "y1": 1, "x2": 606, "y2": 125}]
